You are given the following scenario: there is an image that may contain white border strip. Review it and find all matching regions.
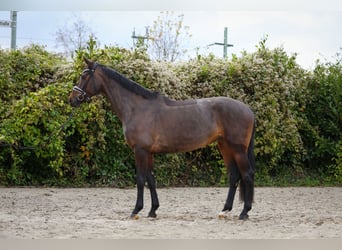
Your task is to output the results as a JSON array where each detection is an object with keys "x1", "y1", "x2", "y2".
[{"x1": 1, "y1": 0, "x2": 342, "y2": 11}]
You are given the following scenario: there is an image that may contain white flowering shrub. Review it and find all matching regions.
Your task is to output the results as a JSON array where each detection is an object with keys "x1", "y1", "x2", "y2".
[{"x1": 1, "y1": 39, "x2": 340, "y2": 186}]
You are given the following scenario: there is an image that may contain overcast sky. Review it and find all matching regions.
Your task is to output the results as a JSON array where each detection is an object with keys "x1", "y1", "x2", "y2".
[{"x1": 1, "y1": 1, "x2": 342, "y2": 69}]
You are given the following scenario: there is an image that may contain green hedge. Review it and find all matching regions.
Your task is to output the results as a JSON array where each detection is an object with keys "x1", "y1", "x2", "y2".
[
  {"x1": 300, "y1": 60, "x2": 342, "y2": 183},
  {"x1": 0, "y1": 41, "x2": 341, "y2": 186}
]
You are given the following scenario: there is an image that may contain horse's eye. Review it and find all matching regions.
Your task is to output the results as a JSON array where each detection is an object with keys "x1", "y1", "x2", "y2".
[{"x1": 81, "y1": 69, "x2": 90, "y2": 79}]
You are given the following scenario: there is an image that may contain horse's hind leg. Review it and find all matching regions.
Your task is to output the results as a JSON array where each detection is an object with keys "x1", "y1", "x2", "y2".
[
  {"x1": 223, "y1": 160, "x2": 241, "y2": 212},
  {"x1": 218, "y1": 140, "x2": 241, "y2": 214},
  {"x1": 235, "y1": 152, "x2": 255, "y2": 220}
]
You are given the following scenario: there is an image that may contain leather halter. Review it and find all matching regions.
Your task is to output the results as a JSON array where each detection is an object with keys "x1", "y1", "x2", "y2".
[{"x1": 72, "y1": 63, "x2": 98, "y2": 103}]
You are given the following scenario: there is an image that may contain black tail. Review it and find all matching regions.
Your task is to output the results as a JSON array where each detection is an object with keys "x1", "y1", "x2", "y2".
[
  {"x1": 239, "y1": 121, "x2": 256, "y2": 202},
  {"x1": 248, "y1": 122, "x2": 256, "y2": 172}
]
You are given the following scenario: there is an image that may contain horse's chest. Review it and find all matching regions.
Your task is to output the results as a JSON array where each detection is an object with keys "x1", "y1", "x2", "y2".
[{"x1": 122, "y1": 120, "x2": 154, "y2": 149}]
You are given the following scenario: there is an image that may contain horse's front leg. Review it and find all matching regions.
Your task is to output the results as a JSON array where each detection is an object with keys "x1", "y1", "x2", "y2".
[
  {"x1": 131, "y1": 148, "x2": 160, "y2": 219},
  {"x1": 145, "y1": 152, "x2": 159, "y2": 218},
  {"x1": 131, "y1": 147, "x2": 149, "y2": 219}
]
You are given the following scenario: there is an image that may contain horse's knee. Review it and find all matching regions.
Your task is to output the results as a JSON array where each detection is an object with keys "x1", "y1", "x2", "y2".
[
  {"x1": 136, "y1": 174, "x2": 146, "y2": 187},
  {"x1": 146, "y1": 171, "x2": 156, "y2": 189},
  {"x1": 229, "y1": 173, "x2": 241, "y2": 188}
]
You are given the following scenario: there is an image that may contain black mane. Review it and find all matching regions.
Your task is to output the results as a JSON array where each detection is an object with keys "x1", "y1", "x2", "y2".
[{"x1": 99, "y1": 64, "x2": 159, "y2": 99}]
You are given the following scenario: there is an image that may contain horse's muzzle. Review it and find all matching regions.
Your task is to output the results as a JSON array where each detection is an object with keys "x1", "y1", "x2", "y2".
[{"x1": 69, "y1": 97, "x2": 81, "y2": 107}]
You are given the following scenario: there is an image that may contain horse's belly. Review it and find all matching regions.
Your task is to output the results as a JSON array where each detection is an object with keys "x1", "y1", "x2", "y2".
[
  {"x1": 151, "y1": 126, "x2": 219, "y2": 153},
  {"x1": 150, "y1": 103, "x2": 221, "y2": 153}
]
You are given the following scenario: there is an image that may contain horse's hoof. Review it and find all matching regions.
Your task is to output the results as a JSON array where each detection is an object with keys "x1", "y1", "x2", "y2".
[
  {"x1": 218, "y1": 211, "x2": 228, "y2": 219},
  {"x1": 239, "y1": 214, "x2": 249, "y2": 220},
  {"x1": 130, "y1": 214, "x2": 140, "y2": 220},
  {"x1": 148, "y1": 212, "x2": 157, "y2": 218}
]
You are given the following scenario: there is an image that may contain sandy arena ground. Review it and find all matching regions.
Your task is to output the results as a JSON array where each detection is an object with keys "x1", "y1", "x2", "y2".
[{"x1": 0, "y1": 187, "x2": 341, "y2": 239}]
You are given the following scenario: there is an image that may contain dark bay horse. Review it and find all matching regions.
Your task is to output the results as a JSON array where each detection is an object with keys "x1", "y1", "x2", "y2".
[{"x1": 69, "y1": 59, "x2": 256, "y2": 220}]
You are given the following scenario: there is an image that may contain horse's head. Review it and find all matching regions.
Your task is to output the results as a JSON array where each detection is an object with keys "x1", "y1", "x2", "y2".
[{"x1": 69, "y1": 58, "x2": 100, "y2": 107}]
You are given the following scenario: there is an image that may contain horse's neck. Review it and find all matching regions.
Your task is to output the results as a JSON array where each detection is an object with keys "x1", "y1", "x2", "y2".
[{"x1": 103, "y1": 79, "x2": 142, "y2": 122}]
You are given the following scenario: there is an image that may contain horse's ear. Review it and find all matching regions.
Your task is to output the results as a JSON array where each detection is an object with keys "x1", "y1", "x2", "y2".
[{"x1": 84, "y1": 58, "x2": 94, "y2": 69}]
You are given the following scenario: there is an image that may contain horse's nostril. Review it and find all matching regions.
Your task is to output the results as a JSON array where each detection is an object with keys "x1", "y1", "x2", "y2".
[
  {"x1": 69, "y1": 98, "x2": 77, "y2": 107},
  {"x1": 69, "y1": 97, "x2": 75, "y2": 106}
]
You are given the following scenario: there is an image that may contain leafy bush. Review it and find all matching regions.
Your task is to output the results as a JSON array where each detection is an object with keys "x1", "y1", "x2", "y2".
[
  {"x1": 0, "y1": 81, "x2": 73, "y2": 184},
  {"x1": 0, "y1": 45, "x2": 66, "y2": 119},
  {"x1": 300, "y1": 57, "x2": 342, "y2": 183},
  {"x1": 0, "y1": 41, "x2": 341, "y2": 186}
]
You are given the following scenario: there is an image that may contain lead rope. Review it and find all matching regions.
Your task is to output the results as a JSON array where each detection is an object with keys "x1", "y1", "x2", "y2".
[{"x1": 0, "y1": 108, "x2": 77, "y2": 151}]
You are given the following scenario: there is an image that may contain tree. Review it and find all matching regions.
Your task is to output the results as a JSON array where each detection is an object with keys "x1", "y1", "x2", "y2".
[
  {"x1": 55, "y1": 14, "x2": 95, "y2": 58},
  {"x1": 147, "y1": 11, "x2": 192, "y2": 62}
]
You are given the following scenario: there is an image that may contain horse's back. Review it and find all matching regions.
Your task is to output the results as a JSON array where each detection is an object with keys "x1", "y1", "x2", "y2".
[
  {"x1": 160, "y1": 95, "x2": 254, "y2": 134},
  {"x1": 162, "y1": 96, "x2": 197, "y2": 106}
]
